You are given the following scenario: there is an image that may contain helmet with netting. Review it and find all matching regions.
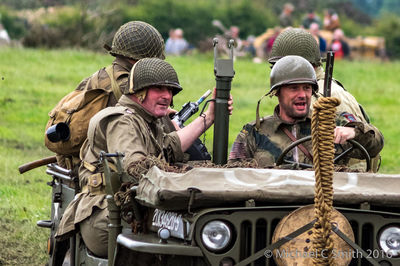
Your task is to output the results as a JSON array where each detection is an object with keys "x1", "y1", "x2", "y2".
[
  {"x1": 110, "y1": 21, "x2": 165, "y2": 60},
  {"x1": 268, "y1": 55, "x2": 318, "y2": 95},
  {"x1": 268, "y1": 28, "x2": 322, "y2": 66},
  {"x1": 126, "y1": 58, "x2": 182, "y2": 95}
]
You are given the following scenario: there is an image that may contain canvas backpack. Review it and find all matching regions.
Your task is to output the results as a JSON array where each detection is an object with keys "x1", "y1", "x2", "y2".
[{"x1": 44, "y1": 65, "x2": 122, "y2": 156}]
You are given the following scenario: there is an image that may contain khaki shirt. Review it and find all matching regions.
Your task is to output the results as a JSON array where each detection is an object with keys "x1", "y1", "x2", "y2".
[
  {"x1": 229, "y1": 106, "x2": 384, "y2": 168},
  {"x1": 56, "y1": 95, "x2": 184, "y2": 239},
  {"x1": 79, "y1": 95, "x2": 184, "y2": 187},
  {"x1": 312, "y1": 66, "x2": 369, "y2": 123}
]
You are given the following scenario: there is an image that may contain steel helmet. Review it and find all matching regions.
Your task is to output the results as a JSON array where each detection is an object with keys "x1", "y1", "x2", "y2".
[
  {"x1": 109, "y1": 21, "x2": 165, "y2": 60},
  {"x1": 268, "y1": 55, "x2": 318, "y2": 95},
  {"x1": 126, "y1": 58, "x2": 182, "y2": 95},
  {"x1": 268, "y1": 28, "x2": 322, "y2": 66}
]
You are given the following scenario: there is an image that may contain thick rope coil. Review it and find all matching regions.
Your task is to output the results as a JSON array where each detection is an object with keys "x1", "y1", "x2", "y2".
[{"x1": 311, "y1": 97, "x2": 340, "y2": 265}]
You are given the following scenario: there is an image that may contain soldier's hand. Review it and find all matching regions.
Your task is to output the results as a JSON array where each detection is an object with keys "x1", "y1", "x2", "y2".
[
  {"x1": 205, "y1": 88, "x2": 233, "y2": 121},
  {"x1": 177, "y1": 88, "x2": 233, "y2": 152},
  {"x1": 167, "y1": 108, "x2": 178, "y2": 116},
  {"x1": 334, "y1": 126, "x2": 356, "y2": 144},
  {"x1": 228, "y1": 94, "x2": 234, "y2": 115}
]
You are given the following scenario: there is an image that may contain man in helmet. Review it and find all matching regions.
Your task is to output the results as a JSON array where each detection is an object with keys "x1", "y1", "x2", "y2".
[
  {"x1": 229, "y1": 55, "x2": 383, "y2": 169},
  {"x1": 268, "y1": 28, "x2": 368, "y2": 122},
  {"x1": 56, "y1": 58, "x2": 233, "y2": 258},
  {"x1": 268, "y1": 27, "x2": 382, "y2": 172},
  {"x1": 54, "y1": 20, "x2": 168, "y2": 173}
]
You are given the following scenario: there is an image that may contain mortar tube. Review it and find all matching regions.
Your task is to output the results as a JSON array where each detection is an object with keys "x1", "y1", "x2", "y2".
[{"x1": 212, "y1": 76, "x2": 232, "y2": 165}]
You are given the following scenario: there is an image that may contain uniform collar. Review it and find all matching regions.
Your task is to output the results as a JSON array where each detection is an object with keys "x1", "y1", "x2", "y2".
[
  {"x1": 117, "y1": 95, "x2": 158, "y2": 123},
  {"x1": 271, "y1": 105, "x2": 311, "y2": 132},
  {"x1": 113, "y1": 57, "x2": 134, "y2": 71}
]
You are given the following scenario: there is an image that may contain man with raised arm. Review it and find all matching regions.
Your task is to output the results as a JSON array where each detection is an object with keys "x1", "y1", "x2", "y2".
[{"x1": 57, "y1": 58, "x2": 233, "y2": 258}]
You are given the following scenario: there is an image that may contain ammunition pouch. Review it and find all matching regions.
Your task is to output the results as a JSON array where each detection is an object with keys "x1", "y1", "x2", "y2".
[
  {"x1": 81, "y1": 159, "x2": 119, "y2": 195},
  {"x1": 81, "y1": 173, "x2": 106, "y2": 195}
]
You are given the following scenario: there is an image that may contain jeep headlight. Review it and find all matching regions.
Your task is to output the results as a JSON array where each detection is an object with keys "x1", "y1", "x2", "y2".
[
  {"x1": 201, "y1": 220, "x2": 232, "y2": 252},
  {"x1": 378, "y1": 226, "x2": 400, "y2": 257}
]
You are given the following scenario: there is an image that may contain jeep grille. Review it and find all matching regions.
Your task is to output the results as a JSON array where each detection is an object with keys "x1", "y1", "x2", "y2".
[{"x1": 194, "y1": 206, "x2": 400, "y2": 266}]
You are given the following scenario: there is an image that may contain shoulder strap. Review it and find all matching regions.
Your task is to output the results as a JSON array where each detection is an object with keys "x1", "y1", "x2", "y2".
[
  {"x1": 333, "y1": 78, "x2": 346, "y2": 91},
  {"x1": 281, "y1": 126, "x2": 313, "y2": 162},
  {"x1": 87, "y1": 106, "x2": 126, "y2": 150},
  {"x1": 105, "y1": 65, "x2": 122, "y2": 101},
  {"x1": 84, "y1": 70, "x2": 100, "y2": 91}
]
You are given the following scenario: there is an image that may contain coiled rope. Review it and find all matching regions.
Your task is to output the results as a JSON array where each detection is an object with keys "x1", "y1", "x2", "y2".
[{"x1": 311, "y1": 97, "x2": 340, "y2": 265}]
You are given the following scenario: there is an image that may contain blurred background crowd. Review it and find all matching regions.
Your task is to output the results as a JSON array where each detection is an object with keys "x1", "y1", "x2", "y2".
[{"x1": 0, "y1": 0, "x2": 399, "y2": 61}]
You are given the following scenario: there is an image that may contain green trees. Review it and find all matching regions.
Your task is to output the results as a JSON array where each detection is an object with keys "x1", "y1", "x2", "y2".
[{"x1": 1, "y1": 0, "x2": 400, "y2": 59}]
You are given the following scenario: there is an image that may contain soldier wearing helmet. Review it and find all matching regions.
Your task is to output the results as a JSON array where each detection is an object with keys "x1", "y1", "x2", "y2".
[
  {"x1": 269, "y1": 27, "x2": 369, "y2": 123},
  {"x1": 108, "y1": 21, "x2": 165, "y2": 60},
  {"x1": 229, "y1": 55, "x2": 383, "y2": 169},
  {"x1": 268, "y1": 28, "x2": 383, "y2": 172},
  {"x1": 51, "y1": 21, "x2": 168, "y2": 174},
  {"x1": 56, "y1": 58, "x2": 233, "y2": 258}
]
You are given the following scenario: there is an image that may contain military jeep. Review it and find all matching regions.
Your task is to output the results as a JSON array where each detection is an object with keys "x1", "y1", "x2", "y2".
[
  {"x1": 35, "y1": 41, "x2": 399, "y2": 266},
  {"x1": 39, "y1": 153, "x2": 400, "y2": 266}
]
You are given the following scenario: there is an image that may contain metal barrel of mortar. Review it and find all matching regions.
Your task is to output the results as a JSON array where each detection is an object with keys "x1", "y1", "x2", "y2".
[{"x1": 212, "y1": 38, "x2": 235, "y2": 165}]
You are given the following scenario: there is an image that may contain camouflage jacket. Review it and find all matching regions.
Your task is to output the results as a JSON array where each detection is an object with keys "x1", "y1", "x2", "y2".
[{"x1": 229, "y1": 106, "x2": 384, "y2": 168}]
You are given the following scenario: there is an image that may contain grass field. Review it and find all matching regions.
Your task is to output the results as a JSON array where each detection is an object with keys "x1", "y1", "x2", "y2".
[{"x1": 0, "y1": 47, "x2": 399, "y2": 265}]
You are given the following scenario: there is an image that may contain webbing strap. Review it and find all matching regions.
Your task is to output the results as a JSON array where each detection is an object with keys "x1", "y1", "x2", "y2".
[
  {"x1": 281, "y1": 126, "x2": 313, "y2": 161},
  {"x1": 87, "y1": 106, "x2": 126, "y2": 150},
  {"x1": 255, "y1": 94, "x2": 267, "y2": 131},
  {"x1": 105, "y1": 65, "x2": 122, "y2": 101},
  {"x1": 82, "y1": 160, "x2": 118, "y2": 173}
]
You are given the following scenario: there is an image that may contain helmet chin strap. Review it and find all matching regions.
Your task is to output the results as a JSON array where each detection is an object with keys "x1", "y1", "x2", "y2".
[
  {"x1": 255, "y1": 93, "x2": 267, "y2": 131},
  {"x1": 128, "y1": 61, "x2": 139, "y2": 94},
  {"x1": 134, "y1": 89, "x2": 147, "y2": 103},
  {"x1": 129, "y1": 60, "x2": 148, "y2": 103},
  {"x1": 256, "y1": 87, "x2": 279, "y2": 131}
]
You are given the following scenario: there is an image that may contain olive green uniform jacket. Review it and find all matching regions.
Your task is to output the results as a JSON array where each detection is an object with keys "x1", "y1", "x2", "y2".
[
  {"x1": 56, "y1": 96, "x2": 184, "y2": 250},
  {"x1": 229, "y1": 106, "x2": 384, "y2": 169}
]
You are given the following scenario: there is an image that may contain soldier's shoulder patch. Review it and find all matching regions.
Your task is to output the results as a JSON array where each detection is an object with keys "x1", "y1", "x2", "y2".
[
  {"x1": 242, "y1": 123, "x2": 256, "y2": 134},
  {"x1": 340, "y1": 112, "x2": 357, "y2": 122}
]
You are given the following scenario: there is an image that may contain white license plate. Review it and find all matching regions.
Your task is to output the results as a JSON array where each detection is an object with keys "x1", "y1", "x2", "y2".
[{"x1": 151, "y1": 209, "x2": 189, "y2": 239}]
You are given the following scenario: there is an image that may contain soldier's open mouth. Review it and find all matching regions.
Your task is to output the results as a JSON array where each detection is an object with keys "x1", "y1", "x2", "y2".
[
  {"x1": 293, "y1": 102, "x2": 307, "y2": 112},
  {"x1": 294, "y1": 102, "x2": 306, "y2": 108}
]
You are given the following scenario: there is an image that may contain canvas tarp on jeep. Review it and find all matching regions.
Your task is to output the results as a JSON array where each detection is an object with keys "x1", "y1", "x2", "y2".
[{"x1": 136, "y1": 167, "x2": 400, "y2": 210}]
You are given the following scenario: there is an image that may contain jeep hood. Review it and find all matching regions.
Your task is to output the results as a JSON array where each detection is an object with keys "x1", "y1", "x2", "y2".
[{"x1": 135, "y1": 167, "x2": 400, "y2": 210}]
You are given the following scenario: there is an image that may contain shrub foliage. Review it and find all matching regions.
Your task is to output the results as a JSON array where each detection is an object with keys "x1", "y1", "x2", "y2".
[{"x1": 1, "y1": 0, "x2": 400, "y2": 58}]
